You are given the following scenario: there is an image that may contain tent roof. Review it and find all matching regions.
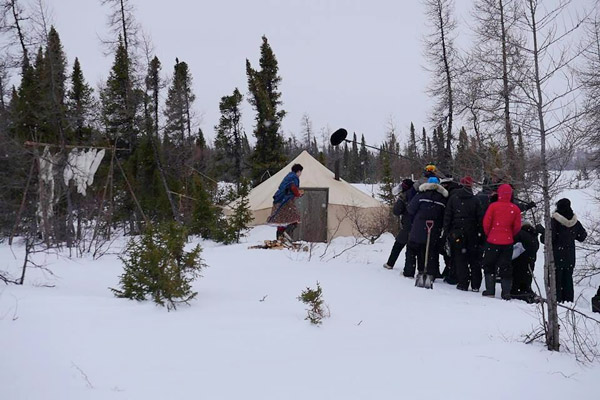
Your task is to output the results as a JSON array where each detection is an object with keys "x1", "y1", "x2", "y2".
[{"x1": 244, "y1": 150, "x2": 382, "y2": 211}]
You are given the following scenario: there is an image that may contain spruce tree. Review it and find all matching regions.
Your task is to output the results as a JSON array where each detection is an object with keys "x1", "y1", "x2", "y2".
[
  {"x1": 214, "y1": 88, "x2": 245, "y2": 188},
  {"x1": 359, "y1": 134, "x2": 369, "y2": 182},
  {"x1": 164, "y1": 58, "x2": 195, "y2": 145},
  {"x1": 246, "y1": 36, "x2": 286, "y2": 183},
  {"x1": 349, "y1": 132, "x2": 359, "y2": 182},
  {"x1": 101, "y1": 36, "x2": 139, "y2": 152},
  {"x1": 41, "y1": 26, "x2": 68, "y2": 144},
  {"x1": 226, "y1": 178, "x2": 253, "y2": 243},
  {"x1": 67, "y1": 58, "x2": 94, "y2": 144}
]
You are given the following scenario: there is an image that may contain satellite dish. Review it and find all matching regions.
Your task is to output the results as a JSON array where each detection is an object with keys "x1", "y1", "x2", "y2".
[{"x1": 330, "y1": 128, "x2": 348, "y2": 146}]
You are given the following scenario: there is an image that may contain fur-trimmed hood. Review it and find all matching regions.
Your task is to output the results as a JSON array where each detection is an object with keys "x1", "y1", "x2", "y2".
[
  {"x1": 419, "y1": 182, "x2": 449, "y2": 198},
  {"x1": 553, "y1": 212, "x2": 578, "y2": 228}
]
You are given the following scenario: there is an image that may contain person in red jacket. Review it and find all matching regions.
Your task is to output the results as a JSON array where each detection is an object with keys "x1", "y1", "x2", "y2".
[{"x1": 481, "y1": 184, "x2": 522, "y2": 299}]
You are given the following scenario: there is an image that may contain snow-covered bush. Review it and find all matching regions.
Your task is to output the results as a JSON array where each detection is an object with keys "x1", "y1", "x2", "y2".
[
  {"x1": 111, "y1": 222, "x2": 207, "y2": 310},
  {"x1": 297, "y1": 282, "x2": 329, "y2": 325}
]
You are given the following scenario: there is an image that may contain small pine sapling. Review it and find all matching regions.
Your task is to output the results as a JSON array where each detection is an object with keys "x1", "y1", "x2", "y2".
[
  {"x1": 226, "y1": 178, "x2": 253, "y2": 243},
  {"x1": 111, "y1": 222, "x2": 207, "y2": 310},
  {"x1": 297, "y1": 282, "x2": 329, "y2": 325}
]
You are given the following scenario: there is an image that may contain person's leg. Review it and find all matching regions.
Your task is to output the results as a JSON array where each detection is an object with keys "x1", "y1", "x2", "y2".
[
  {"x1": 470, "y1": 245, "x2": 483, "y2": 291},
  {"x1": 498, "y1": 245, "x2": 513, "y2": 300},
  {"x1": 276, "y1": 226, "x2": 285, "y2": 241},
  {"x1": 482, "y1": 243, "x2": 498, "y2": 296},
  {"x1": 454, "y1": 243, "x2": 469, "y2": 290},
  {"x1": 425, "y1": 238, "x2": 440, "y2": 277},
  {"x1": 403, "y1": 245, "x2": 417, "y2": 277},
  {"x1": 385, "y1": 241, "x2": 405, "y2": 269}
]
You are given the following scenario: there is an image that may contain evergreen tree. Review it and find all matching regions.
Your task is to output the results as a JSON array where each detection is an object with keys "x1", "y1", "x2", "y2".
[
  {"x1": 359, "y1": 134, "x2": 369, "y2": 182},
  {"x1": 225, "y1": 178, "x2": 253, "y2": 243},
  {"x1": 165, "y1": 58, "x2": 196, "y2": 145},
  {"x1": 421, "y1": 127, "x2": 428, "y2": 159},
  {"x1": 246, "y1": 36, "x2": 286, "y2": 183},
  {"x1": 454, "y1": 126, "x2": 470, "y2": 177},
  {"x1": 350, "y1": 132, "x2": 359, "y2": 182},
  {"x1": 67, "y1": 57, "x2": 94, "y2": 144},
  {"x1": 164, "y1": 58, "x2": 195, "y2": 145},
  {"x1": 101, "y1": 36, "x2": 139, "y2": 152},
  {"x1": 41, "y1": 26, "x2": 68, "y2": 144},
  {"x1": 214, "y1": 88, "x2": 245, "y2": 187},
  {"x1": 145, "y1": 56, "x2": 162, "y2": 138}
]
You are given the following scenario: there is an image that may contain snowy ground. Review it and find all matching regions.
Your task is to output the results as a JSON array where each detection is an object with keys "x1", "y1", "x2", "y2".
[{"x1": 1, "y1": 178, "x2": 599, "y2": 400}]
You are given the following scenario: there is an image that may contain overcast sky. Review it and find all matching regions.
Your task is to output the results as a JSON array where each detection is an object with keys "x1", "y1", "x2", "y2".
[{"x1": 47, "y1": 0, "x2": 472, "y2": 146}]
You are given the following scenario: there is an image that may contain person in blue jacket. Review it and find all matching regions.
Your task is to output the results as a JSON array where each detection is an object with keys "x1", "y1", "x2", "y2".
[{"x1": 267, "y1": 164, "x2": 304, "y2": 241}]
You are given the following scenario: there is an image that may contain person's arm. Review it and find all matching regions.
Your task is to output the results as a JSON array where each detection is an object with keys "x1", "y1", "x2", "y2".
[
  {"x1": 443, "y1": 196, "x2": 454, "y2": 234},
  {"x1": 482, "y1": 204, "x2": 493, "y2": 237},
  {"x1": 393, "y1": 197, "x2": 406, "y2": 216},
  {"x1": 574, "y1": 221, "x2": 588, "y2": 242},
  {"x1": 290, "y1": 184, "x2": 303, "y2": 197}
]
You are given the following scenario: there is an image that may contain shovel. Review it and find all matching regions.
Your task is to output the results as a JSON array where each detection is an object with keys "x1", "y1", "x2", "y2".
[{"x1": 415, "y1": 220, "x2": 435, "y2": 289}]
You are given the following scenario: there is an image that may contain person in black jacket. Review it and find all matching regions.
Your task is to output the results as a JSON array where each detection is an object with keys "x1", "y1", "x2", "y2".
[
  {"x1": 510, "y1": 221, "x2": 539, "y2": 303},
  {"x1": 539, "y1": 198, "x2": 587, "y2": 303},
  {"x1": 383, "y1": 179, "x2": 416, "y2": 273},
  {"x1": 443, "y1": 176, "x2": 484, "y2": 291},
  {"x1": 407, "y1": 177, "x2": 449, "y2": 287},
  {"x1": 440, "y1": 176, "x2": 464, "y2": 283}
]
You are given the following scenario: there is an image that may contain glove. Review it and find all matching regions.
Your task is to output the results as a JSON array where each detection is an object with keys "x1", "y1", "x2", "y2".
[{"x1": 535, "y1": 224, "x2": 545, "y2": 234}]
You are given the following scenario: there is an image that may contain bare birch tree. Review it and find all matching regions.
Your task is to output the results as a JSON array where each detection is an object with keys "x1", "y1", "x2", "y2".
[
  {"x1": 423, "y1": 0, "x2": 458, "y2": 172},
  {"x1": 520, "y1": 0, "x2": 592, "y2": 352}
]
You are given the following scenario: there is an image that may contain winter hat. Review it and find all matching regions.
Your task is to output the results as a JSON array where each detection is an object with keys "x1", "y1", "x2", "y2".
[
  {"x1": 556, "y1": 198, "x2": 574, "y2": 219},
  {"x1": 428, "y1": 177, "x2": 440, "y2": 184},
  {"x1": 424, "y1": 164, "x2": 437, "y2": 178},
  {"x1": 460, "y1": 176, "x2": 474, "y2": 187},
  {"x1": 401, "y1": 178, "x2": 414, "y2": 192}
]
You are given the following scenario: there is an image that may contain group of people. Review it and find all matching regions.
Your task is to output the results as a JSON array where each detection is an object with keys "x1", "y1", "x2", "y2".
[
  {"x1": 383, "y1": 165, "x2": 588, "y2": 303},
  {"x1": 267, "y1": 162, "x2": 590, "y2": 304}
]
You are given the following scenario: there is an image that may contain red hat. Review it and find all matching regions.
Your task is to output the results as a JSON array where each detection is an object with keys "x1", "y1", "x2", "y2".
[{"x1": 460, "y1": 176, "x2": 474, "y2": 187}]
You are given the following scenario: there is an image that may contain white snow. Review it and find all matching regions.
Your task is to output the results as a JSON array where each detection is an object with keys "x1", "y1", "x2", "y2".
[{"x1": 1, "y1": 174, "x2": 599, "y2": 400}]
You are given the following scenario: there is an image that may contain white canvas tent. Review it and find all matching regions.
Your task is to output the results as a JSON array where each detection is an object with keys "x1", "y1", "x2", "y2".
[{"x1": 225, "y1": 151, "x2": 386, "y2": 241}]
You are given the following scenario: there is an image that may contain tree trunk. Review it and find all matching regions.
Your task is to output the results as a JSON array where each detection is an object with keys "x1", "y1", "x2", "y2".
[
  {"x1": 529, "y1": 0, "x2": 560, "y2": 352},
  {"x1": 499, "y1": 0, "x2": 516, "y2": 181},
  {"x1": 437, "y1": 0, "x2": 454, "y2": 168},
  {"x1": 10, "y1": 0, "x2": 28, "y2": 62}
]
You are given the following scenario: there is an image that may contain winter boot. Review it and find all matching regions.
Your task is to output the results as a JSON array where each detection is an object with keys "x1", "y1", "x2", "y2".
[
  {"x1": 423, "y1": 275, "x2": 434, "y2": 289},
  {"x1": 482, "y1": 274, "x2": 496, "y2": 297},
  {"x1": 415, "y1": 272, "x2": 425, "y2": 287},
  {"x1": 501, "y1": 279, "x2": 513, "y2": 300},
  {"x1": 276, "y1": 227, "x2": 285, "y2": 241},
  {"x1": 383, "y1": 263, "x2": 393, "y2": 270}
]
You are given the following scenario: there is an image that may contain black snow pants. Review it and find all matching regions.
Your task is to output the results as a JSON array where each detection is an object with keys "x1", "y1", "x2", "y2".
[
  {"x1": 452, "y1": 241, "x2": 481, "y2": 290},
  {"x1": 511, "y1": 258, "x2": 535, "y2": 299},
  {"x1": 556, "y1": 266, "x2": 575, "y2": 303},
  {"x1": 386, "y1": 241, "x2": 417, "y2": 273},
  {"x1": 482, "y1": 243, "x2": 513, "y2": 279},
  {"x1": 410, "y1": 240, "x2": 440, "y2": 276}
]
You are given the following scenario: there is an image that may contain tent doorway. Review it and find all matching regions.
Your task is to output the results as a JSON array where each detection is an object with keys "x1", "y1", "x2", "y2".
[{"x1": 292, "y1": 188, "x2": 328, "y2": 243}]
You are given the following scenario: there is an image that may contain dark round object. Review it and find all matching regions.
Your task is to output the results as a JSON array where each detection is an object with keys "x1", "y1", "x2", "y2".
[{"x1": 330, "y1": 128, "x2": 348, "y2": 146}]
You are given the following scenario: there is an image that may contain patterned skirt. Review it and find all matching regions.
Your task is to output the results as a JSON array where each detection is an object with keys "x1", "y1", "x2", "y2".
[{"x1": 268, "y1": 200, "x2": 301, "y2": 226}]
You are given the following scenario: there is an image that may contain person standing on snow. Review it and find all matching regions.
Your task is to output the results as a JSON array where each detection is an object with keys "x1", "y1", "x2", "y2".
[
  {"x1": 510, "y1": 221, "x2": 540, "y2": 303},
  {"x1": 439, "y1": 176, "x2": 464, "y2": 284},
  {"x1": 407, "y1": 176, "x2": 448, "y2": 288},
  {"x1": 442, "y1": 176, "x2": 484, "y2": 291},
  {"x1": 383, "y1": 179, "x2": 417, "y2": 274},
  {"x1": 267, "y1": 164, "x2": 304, "y2": 241},
  {"x1": 539, "y1": 198, "x2": 587, "y2": 303},
  {"x1": 481, "y1": 184, "x2": 522, "y2": 299}
]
